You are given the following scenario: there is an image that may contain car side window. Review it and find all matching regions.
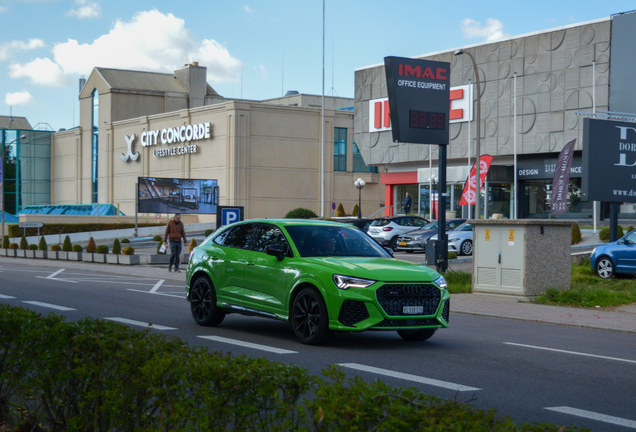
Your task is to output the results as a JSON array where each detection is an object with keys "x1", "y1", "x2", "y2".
[
  {"x1": 218, "y1": 223, "x2": 255, "y2": 249},
  {"x1": 251, "y1": 224, "x2": 292, "y2": 256}
]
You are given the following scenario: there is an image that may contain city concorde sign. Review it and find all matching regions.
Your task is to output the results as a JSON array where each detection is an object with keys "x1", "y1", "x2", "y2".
[{"x1": 139, "y1": 122, "x2": 213, "y2": 158}]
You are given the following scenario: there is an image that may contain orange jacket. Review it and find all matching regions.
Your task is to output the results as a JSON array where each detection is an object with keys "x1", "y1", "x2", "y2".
[{"x1": 164, "y1": 219, "x2": 187, "y2": 243}]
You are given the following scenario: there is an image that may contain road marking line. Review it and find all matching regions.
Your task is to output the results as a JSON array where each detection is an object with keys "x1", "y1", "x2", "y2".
[
  {"x1": 35, "y1": 276, "x2": 78, "y2": 283},
  {"x1": 47, "y1": 269, "x2": 65, "y2": 278},
  {"x1": 545, "y1": 406, "x2": 636, "y2": 429},
  {"x1": 339, "y1": 363, "x2": 481, "y2": 392},
  {"x1": 198, "y1": 336, "x2": 298, "y2": 354},
  {"x1": 127, "y1": 289, "x2": 184, "y2": 298},
  {"x1": 22, "y1": 301, "x2": 76, "y2": 311},
  {"x1": 150, "y1": 280, "x2": 164, "y2": 293},
  {"x1": 504, "y1": 342, "x2": 636, "y2": 365},
  {"x1": 104, "y1": 317, "x2": 176, "y2": 330},
  {"x1": 0, "y1": 294, "x2": 17, "y2": 299}
]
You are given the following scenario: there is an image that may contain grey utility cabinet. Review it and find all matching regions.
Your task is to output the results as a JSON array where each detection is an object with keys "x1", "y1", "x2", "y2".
[{"x1": 471, "y1": 219, "x2": 575, "y2": 297}]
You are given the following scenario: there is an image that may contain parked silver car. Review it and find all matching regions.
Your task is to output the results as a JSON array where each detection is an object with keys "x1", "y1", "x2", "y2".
[
  {"x1": 430, "y1": 222, "x2": 474, "y2": 256},
  {"x1": 396, "y1": 219, "x2": 467, "y2": 253},
  {"x1": 367, "y1": 216, "x2": 430, "y2": 250}
]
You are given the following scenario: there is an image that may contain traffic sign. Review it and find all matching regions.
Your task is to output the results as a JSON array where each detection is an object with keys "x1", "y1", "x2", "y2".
[
  {"x1": 19, "y1": 222, "x2": 43, "y2": 228},
  {"x1": 155, "y1": 213, "x2": 161, "y2": 219}
]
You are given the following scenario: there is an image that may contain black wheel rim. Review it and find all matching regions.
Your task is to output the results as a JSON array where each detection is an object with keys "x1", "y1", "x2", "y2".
[
  {"x1": 292, "y1": 292, "x2": 321, "y2": 341},
  {"x1": 191, "y1": 279, "x2": 212, "y2": 322}
]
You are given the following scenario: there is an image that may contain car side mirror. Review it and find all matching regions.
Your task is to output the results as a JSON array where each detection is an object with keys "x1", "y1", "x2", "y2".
[
  {"x1": 265, "y1": 244, "x2": 285, "y2": 261},
  {"x1": 384, "y1": 246, "x2": 394, "y2": 257}
]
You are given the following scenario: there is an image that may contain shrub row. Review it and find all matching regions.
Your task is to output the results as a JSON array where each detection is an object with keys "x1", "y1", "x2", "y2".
[
  {"x1": 8, "y1": 223, "x2": 159, "y2": 238},
  {"x1": 2, "y1": 235, "x2": 135, "y2": 255},
  {"x1": 0, "y1": 305, "x2": 585, "y2": 432}
]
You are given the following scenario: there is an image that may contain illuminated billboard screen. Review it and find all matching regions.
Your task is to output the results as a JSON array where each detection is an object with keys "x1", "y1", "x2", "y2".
[{"x1": 138, "y1": 177, "x2": 218, "y2": 215}]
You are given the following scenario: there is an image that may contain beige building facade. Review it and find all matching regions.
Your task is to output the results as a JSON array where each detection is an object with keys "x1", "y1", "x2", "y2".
[{"x1": 51, "y1": 65, "x2": 383, "y2": 222}]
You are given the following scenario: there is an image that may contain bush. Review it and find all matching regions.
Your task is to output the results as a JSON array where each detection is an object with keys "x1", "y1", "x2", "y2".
[
  {"x1": 86, "y1": 237, "x2": 97, "y2": 253},
  {"x1": 28, "y1": 244, "x2": 38, "y2": 250},
  {"x1": 8, "y1": 222, "x2": 161, "y2": 238},
  {"x1": 188, "y1": 238, "x2": 198, "y2": 253},
  {"x1": 599, "y1": 227, "x2": 609, "y2": 241},
  {"x1": 72, "y1": 244, "x2": 83, "y2": 252},
  {"x1": 2, "y1": 236, "x2": 9, "y2": 249},
  {"x1": 628, "y1": 225, "x2": 635, "y2": 234},
  {"x1": 204, "y1": 229, "x2": 214, "y2": 237},
  {"x1": 352, "y1": 204, "x2": 359, "y2": 217},
  {"x1": 121, "y1": 238, "x2": 130, "y2": 244},
  {"x1": 285, "y1": 207, "x2": 318, "y2": 219},
  {"x1": 96, "y1": 245, "x2": 109, "y2": 254},
  {"x1": 448, "y1": 252, "x2": 458, "y2": 260},
  {"x1": 571, "y1": 224, "x2": 582, "y2": 245},
  {"x1": 19, "y1": 236, "x2": 28, "y2": 250},
  {"x1": 618, "y1": 225, "x2": 625, "y2": 238},
  {"x1": 122, "y1": 246, "x2": 135, "y2": 255},
  {"x1": 112, "y1": 238, "x2": 121, "y2": 255},
  {"x1": 38, "y1": 236, "x2": 47, "y2": 251},
  {"x1": 153, "y1": 235, "x2": 163, "y2": 241},
  {"x1": 62, "y1": 235, "x2": 72, "y2": 252},
  {"x1": 336, "y1": 203, "x2": 346, "y2": 217},
  {"x1": 9, "y1": 243, "x2": 18, "y2": 250},
  {"x1": 51, "y1": 245, "x2": 61, "y2": 251}
]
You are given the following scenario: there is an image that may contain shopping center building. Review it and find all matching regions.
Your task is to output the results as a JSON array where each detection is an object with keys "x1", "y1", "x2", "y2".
[{"x1": 354, "y1": 10, "x2": 636, "y2": 221}]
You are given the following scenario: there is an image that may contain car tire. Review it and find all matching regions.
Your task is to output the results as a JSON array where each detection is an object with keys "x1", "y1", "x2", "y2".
[
  {"x1": 190, "y1": 275, "x2": 225, "y2": 326},
  {"x1": 390, "y1": 236, "x2": 398, "y2": 250},
  {"x1": 460, "y1": 240, "x2": 473, "y2": 256},
  {"x1": 291, "y1": 287, "x2": 330, "y2": 345},
  {"x1": 596, "y1": 257, "x2": 615, "y2": 279},
  {"x1": 405, "y1": 250, "x2": 414, "y2": 253},
  {"x1": 397, "y1": 328, "x2": 437, "y2": 342}
]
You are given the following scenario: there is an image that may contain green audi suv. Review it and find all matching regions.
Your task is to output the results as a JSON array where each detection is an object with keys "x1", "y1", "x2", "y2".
[{"x1": 186, "y1": 219, "x2": 449, "y2": 345}]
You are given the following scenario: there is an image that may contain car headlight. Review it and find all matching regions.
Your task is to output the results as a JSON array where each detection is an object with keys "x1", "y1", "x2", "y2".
[
  {"x1": 448, "y1": 237, "x2": 459, "y2": 242},
  {"x1": 434, "y1": 275, "x2": 447, "y2": 289},
  {"x1": 412, "y1": 236, "x2": 423, "y2": 241},
  {"x1": 333, "y1": 275, "x2": 376, "y2": 290}
]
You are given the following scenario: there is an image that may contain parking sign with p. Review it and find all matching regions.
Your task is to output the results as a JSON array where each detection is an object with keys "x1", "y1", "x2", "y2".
[{"x1": 216, "y1": 206, "x2": 244, "y2": 228}]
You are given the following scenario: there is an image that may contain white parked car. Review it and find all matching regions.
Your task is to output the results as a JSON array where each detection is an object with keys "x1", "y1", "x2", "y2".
[
  {"x1": 430, "y1": 223, "x2": 473, "y2": 256},
  {"x1": 367, "y1": 216, "x2": 430, "y2": 250}
]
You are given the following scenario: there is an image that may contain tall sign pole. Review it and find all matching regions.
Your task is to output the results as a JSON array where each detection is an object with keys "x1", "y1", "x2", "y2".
[{"x1": 384, "y1": 56, "x2": 450, "y2": 272}]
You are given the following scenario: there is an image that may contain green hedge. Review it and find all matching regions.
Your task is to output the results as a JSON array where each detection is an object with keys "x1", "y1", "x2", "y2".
[
  {"x1": 8, "y1": 223, "x2": 159, "y2": 238},
  {"x1": 0, "y1": 304, "x2": 586, "y2": 432}
]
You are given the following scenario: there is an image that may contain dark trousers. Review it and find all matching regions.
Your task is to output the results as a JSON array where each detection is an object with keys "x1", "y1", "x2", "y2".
[{"x1": 169, "y1": 240, "x2": 182, "y2": 270}]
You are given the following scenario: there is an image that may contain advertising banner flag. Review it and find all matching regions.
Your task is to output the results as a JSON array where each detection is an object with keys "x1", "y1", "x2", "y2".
[
  {"x1": 550, "y1": 139, "x2": 576, "y2": 214},
  {"x1": 459, "y1": 155, "x2": 494, "y2": 205}
]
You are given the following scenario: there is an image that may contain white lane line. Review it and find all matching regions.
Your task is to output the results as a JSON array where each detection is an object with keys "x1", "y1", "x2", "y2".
[
  {"x1": 504, "y1": 342, "x2": 636, "y2": 365},
  {"x1": 127, "y1": 289, "x2": 184, "y2": 298},
  {"x1": 22, "y1": 301, "x2": 76, "y2": 311},
  {"x1": 150, "y1": 280, "x2": 165, "y2": 293},
  {"x1": 47, "y1": 269, "x2": 65, "y2": 279},
  {"x1": 198, "y1": 336, "x2": 298, "y2": 354},
  {"x1": 104, "y1": 317, "x2": 176, "y2": 330},
  {"x1": 545, "y1": 406, "x2": 636, "y2": 429},
  {"x1": 0, "y1": 294, "x2": 17, "y2": 299},
  {"x1": 339, "y1": 363, "x2": 481, "y2": 392}
]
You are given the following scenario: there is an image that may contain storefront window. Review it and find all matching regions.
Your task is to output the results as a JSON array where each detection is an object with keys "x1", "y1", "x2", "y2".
[
  {"x1": 333, "y1": 127, "x2": 346, "y2": 172},
  {"x1": 486, "y1": 183, "x2": 512, "y2": 219},
  {"x1": 522, "y1": 178, "x2": 593, "y2": 219},
  {"x1": 395, "y1": 184, "x2": 418, "y2": 215}
]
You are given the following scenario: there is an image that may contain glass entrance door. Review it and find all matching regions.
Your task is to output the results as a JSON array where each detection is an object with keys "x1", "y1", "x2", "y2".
[{"x1": 486, "y1": 183, "x2": 512, "y2": 219}]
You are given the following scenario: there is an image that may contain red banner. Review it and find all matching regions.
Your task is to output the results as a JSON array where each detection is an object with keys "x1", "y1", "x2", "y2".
[{"x1": 459, "y1": 155, "x2": 494, "y2": 205}]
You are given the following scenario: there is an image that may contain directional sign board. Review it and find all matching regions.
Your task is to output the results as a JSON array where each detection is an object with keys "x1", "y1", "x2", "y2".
[
  {"x1": 19, "y1": 222, "x2": 44, "y2": 228},
  {"x1": 384, "y1": 56, "x2": 450, "y2": 145},
  {"x1": 215, "y1": 206, "x2": 244, "y2": 228}
]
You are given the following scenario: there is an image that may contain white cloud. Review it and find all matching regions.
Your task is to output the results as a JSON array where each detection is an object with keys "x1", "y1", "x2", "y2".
[
  {"x1": 0, "y1": 38, "x2": 46, "y2": 61},
  {"x1": 49, "y1": 9, "x2": 241, "y2": 82},
  {"x1": 0, "y1": 6, "x2": 8, "y2": 13},
  {"x1": 5, "y1": 91, "x2": 34, "y2": 106},
  {"x1": 256, "y1": 64, "x2": 267, "y2": 79},
  {"x1": 67, "y1": 0, "x2": 101, "y2": 19},
  {"x1": 243, "y1": 5, "x2": 254, "y2": 13},
  {"x1": 8, "y1": 57, "x2": 70, "y2": 86},
  {"x1": 461, "y1": 18, "x2": 509, "y2": 42}
]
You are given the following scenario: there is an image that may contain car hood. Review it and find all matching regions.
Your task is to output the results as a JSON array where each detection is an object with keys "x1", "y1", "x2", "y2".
[
  {"x1": 303, "y1": 256, "x2": 440, "y2": 282},
  {"x1": 400, "y1": 229, "x2": 436, "y2": 237}
]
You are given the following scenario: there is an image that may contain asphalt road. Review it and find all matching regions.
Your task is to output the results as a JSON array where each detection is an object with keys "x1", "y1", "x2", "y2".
[{"x1": 1, "y1": 261, "x2": 634, "y2": 431}]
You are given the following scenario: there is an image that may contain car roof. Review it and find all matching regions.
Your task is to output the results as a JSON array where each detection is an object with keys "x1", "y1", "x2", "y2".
[{"x1": 229, "y1": 219, "x2": 352, "y2": 227}]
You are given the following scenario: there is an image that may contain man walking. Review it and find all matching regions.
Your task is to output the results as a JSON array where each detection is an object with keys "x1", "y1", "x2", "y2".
[
  {"x1": 402, "y1": 192, "x2": 412, "y2": 215},
  {"x1": 163, "y1": 213, "x2": 187, "y2": 272}
]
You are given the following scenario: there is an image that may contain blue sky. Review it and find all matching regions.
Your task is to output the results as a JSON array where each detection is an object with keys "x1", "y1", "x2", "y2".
[{"x1": 2, "y1": 0, "x2": 635, "y2": 131}]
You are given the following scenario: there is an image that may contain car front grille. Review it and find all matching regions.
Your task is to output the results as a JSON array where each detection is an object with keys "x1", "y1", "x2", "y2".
[
  {"x1": 374, "y1": 318, "x2": 440, "y2": 328},
  {"x1": 376, "y1": 284, "x2": 441, "y2": 317},
  {"x1": 442, "y1": 299, "x2": 449, "y2": 323},
  {"x1": 338, "y1": 300, "x2": 370, "y2": 326},
  {"x1": 398, "y1": 236, "x2": 412, "y2": 241}
]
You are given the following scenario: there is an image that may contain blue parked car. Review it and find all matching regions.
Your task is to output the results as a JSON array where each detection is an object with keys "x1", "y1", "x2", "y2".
[{"x1": 590, "y1": 229, "x2": 636, "y2": 278}]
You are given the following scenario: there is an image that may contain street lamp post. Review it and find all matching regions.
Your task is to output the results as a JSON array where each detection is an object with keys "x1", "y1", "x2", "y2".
[
  {"x1": 1, "y1": 134, "x2": 26, "y2": 246},
  {"x1": 427, "y1": 175, "x2": 438, "y2": 220},
  {"x1": 354, "y1": 178, "x2": 366, "y2": 219},
  {"x1": 454, "y1": 49, "x2": 481, "y2": 220}
]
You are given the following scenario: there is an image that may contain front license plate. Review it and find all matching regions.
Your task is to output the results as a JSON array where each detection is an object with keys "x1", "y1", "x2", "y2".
[
  {"x1": 403, "y1": 306, "x2": 423, "y2": 315},
  {"x1": 399, "y1": 242, "x2": 407, "y2": 246}
]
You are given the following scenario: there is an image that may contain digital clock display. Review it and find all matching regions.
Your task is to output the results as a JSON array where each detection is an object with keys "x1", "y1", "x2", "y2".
[{"x1": 409, "y1": 110, "x2": 446, "y2": 130}]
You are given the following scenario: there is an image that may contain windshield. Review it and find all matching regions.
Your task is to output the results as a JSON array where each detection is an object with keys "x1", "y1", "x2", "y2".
[
  {"x1": 285, "y1": 225, "x2": 392, "y2": 258},
  {"x1": 454, "y1": 223, "x2": 473, "y2": 232},
  {"x1": 422, "y1": 221, "x2": 438, "y2": 230}
]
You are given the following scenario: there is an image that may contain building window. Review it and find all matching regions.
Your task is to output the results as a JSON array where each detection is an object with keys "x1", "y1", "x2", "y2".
[
  {"x1": 353, "y1": 142, "x2": 378, "y2": 173},
  {"x1": 91, "y1": 89, "x2": 99, "y2": 203},
  {"x1": 333, "y1": 127, "x2": 347, "y2": 172}
]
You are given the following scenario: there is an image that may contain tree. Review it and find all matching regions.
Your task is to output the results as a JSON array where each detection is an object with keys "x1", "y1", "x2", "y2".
[
  {"x1": 112, "y1": 238, "x2": 121, "y2": 255},
  {"x1": 38, "y1": 236, "x2": 47, "y2": 251},
  {"x1": 86, "y1": 237, "x2": 97, "y2": 253},
  {"x1": 336, "y1": 203, "x2": 346, "y2": 217},
  {"x1": 62, "y1": 235, "x2": 72, "y2": 252},
  {"x1": 20, "y1": 236, "x2": 28, "y2": 250}
]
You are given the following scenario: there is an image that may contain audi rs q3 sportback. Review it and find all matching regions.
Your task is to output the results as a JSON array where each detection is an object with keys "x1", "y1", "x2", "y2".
[{"x1": 186, "y1": 219, "x2": 449, "y2": 345}]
